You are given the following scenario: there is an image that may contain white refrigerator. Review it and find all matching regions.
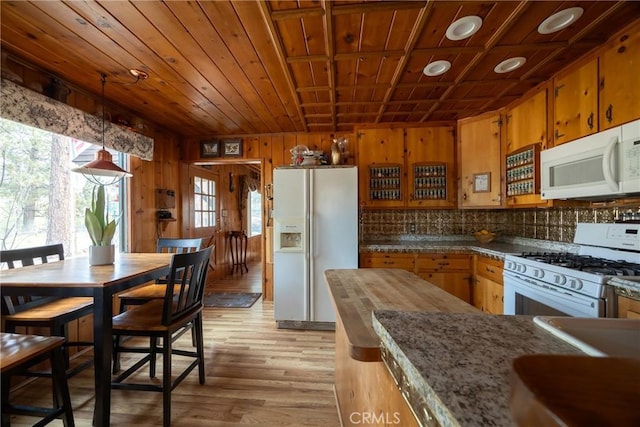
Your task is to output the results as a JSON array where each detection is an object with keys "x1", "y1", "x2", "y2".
[{"x1": 273, "y1": 166, "x2": 358, "y2": 328}]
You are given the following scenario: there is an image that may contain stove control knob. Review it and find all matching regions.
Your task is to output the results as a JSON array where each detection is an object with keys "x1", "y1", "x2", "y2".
[
  {"x1": 531, "y1": 268, "x2": 545, "y2": 279},
  {"x1": 553, "y1": 274, "x2": 566, "y2": 286},
  {"x1": 505, "y1": 260, "x2": 516, "y2": 271},
  {"x1": 516, "y1": 264, "x2": 527, "y2": 274},
  {"x1": 571, "y1": 279, "x2": 584, "y2": 291}
]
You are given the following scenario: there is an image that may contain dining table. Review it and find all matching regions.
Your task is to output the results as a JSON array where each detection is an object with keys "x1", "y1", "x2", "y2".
[{"x1": 0, "y1": 252, "x2": 173, "y2": 426}]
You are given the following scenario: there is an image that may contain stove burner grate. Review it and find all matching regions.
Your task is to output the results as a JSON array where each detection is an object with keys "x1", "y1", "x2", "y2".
[{"x1": 519, "y1": 252, "x2": 640, "y2": 276}]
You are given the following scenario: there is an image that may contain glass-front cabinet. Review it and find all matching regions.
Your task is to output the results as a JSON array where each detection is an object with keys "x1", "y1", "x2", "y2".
[{"x1": 369, "y1": 164, "x2": 402, "y2": 202}]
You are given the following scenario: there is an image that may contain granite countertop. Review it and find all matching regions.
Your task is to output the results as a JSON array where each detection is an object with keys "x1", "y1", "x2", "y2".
[
  {"x1": 360, "y1": 235, "x2": 578, "y2": 261},
  {"x1": 372, "y1": 311, "x2": 583, "y2": 427},
  {"x1": 610, "y1": 277, "x2": 640, "y2": 297}
]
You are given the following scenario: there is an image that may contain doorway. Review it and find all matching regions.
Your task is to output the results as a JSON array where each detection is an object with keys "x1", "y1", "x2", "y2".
[{"x1": 184, "y1": 160, "x2": 265, "y2": 292}]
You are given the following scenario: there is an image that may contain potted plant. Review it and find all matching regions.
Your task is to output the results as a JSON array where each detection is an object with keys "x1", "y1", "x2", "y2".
[{"x1": 85, "y1": 184, "x2": 118, "y2": 265}]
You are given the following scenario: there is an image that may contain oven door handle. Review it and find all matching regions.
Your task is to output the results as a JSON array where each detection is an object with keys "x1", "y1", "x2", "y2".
[{"x1": 602, "y1": 135, "x2": 619, "y2": 192}]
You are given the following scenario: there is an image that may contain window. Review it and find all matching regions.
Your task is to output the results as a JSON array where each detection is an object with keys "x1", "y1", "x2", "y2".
[
  {"x1": 193, "y1": 176, "x2": 216, "y2": 228},
  {"x1": 0, "y1": 118, "x2": 127, "y2": 256},
  {"x1": 248, "y1": 189, "x2": 262, "y2": 237}
]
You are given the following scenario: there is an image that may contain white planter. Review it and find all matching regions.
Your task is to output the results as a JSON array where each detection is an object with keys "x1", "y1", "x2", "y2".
[{"x1": 89, "y1": 245, "x2": 115, "y2": 265}]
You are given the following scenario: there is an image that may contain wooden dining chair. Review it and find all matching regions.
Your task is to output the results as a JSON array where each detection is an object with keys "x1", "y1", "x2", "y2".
[
  {"x1": 117, "y1": 237, "x2": 204, "y2": 312},
  {"x1": 1, "y1": 332, "x2": 75, "y2": 427},
  {"x1": 0, "y1": 244, "x2": 93, "y2": 377},
  {"x1": 111, "y1": 245, "x2": 213, "y2": 427}
]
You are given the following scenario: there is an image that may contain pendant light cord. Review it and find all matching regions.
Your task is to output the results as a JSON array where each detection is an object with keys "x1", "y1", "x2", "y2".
[{"x1": 100, "y1": 72, "x2": 107, "y2": 151}]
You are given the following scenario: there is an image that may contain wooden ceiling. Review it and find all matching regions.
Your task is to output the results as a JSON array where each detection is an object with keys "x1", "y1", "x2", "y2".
[{"x1": 2, "y1": 1, "x2": 639, "y2": 138}]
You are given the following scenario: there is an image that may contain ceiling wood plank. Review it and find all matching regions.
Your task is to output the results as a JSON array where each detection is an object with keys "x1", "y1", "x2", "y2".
[
  {"x1": 375, "y1": 1, "x2": 435, "y2": 123},
  {"x1": 255, "y1": 0, "x2": 308, "y2": 132},
  {"x1": 421, "y1": 0, "x2": 532, "y2": 122}
]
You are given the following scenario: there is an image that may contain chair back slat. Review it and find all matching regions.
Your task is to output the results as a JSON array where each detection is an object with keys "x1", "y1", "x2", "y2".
[
  {"x1": 162, "y1": 246, "x2": 212, "y2": 326},
  {"x1": 0, "y1": 244, "x2": 65, "y2": 315},
  {"x1": 156, "y1": 238, "x2": 203, "y2": 254},
  {"x1": 154, "y1": 238, "x2": 204, "y2": 284}
]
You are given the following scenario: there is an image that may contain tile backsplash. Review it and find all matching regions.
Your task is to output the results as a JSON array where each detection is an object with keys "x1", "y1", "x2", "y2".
[{"x1": 360, "y1": 206, "x2": 639, "y2": 243}]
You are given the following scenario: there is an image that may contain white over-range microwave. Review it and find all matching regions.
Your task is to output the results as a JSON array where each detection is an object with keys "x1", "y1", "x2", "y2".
[{"x1": 541, "y1": 119, "x2": 640, "y2": 200}]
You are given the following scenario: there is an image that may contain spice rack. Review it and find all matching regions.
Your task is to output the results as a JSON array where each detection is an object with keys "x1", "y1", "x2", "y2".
[
  {"x1": 506, "y1": 143, "x2": 540, "y2": 196},
  {"x1": 412, "y1": 163, "x2": 447, "y2": 200},
  {"x1": 369, "y1": 165, "x2": 402, "y2": 200}
]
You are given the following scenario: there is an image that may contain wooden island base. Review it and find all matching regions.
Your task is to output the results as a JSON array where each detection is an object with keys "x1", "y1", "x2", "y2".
[
  {"x1": 325, "y1": 268, "x2": 480, "y2": 426},
  {"x1": 335, "y1": 315, "x2": 418, "y2": 427}
]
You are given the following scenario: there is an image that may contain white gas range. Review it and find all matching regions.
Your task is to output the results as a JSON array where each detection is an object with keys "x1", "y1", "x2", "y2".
[{"x1": 504, "y1": 223, "x2": 640, "y2": 318}]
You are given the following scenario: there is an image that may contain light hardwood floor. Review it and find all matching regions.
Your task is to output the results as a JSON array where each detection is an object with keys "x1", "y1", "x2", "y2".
[{"x1": 7, "y1": 262, "x2": 341, "y2": 426}]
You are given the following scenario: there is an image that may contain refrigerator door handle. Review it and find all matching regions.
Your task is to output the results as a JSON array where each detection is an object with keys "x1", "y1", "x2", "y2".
[
  {"x1": 305, "y1": 170, "x2": 311, "y2": 321},
  {"x1": 308, "y1": 170, "x2": 315, "y2": 320}
]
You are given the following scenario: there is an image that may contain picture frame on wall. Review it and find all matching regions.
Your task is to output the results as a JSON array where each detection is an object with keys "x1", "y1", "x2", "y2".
[
  {"x1": 200, "y1": 140, "x2": 220, "y2": 158},
  {"x1": 473, "y1": 172, "x2": 491, "y2": 193},
  {"x1": 222, "y1": 139, "x2": 243, "y2": 157}
]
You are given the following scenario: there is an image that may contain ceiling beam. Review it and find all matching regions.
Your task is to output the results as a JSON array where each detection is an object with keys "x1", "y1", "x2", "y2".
[
  {"x1": 332, "y1": 1, "x2": 427, "y2": 16},
  {"x1": 375, "y1": 1, "x2": 435, "y2": 123},
  {"x1": 421, "y1": 0, "x2": 532, "y2": 122},
  {"x1": 321, "y1": 0, "x2": 337, "y2": 130},
  {"x1": 256, "y1": 0, "x2": 308, "y2": 132}
]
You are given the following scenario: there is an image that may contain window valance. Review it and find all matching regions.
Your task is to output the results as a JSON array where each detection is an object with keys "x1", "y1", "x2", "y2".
[{"x1": 1, "y1": 78, "x2": 154, "y2": 161}]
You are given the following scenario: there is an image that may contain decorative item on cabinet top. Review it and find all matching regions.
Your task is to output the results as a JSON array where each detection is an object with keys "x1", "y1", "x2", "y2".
[{"x1": 506, "y1": 143, "x2": 541, "y2": 197}]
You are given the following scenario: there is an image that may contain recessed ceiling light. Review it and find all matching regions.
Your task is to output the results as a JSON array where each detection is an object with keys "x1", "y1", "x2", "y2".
[
  {"x1": 446, "y1": 16, "x2": 483, "y2": 41},
  {"x1": 423, "y1": 60, "x2": 451, "y2": 77},
  {"x1": 538, "y1": 7, "x2": 583, "y2": 35},
  {"x1": 494, "y1": 57, "x2": 526, "y2": 74}
]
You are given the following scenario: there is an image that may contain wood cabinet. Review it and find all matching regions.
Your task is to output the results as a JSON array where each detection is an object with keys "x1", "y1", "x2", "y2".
[
  {"x1": 357, "y1": 126, "x2": 456, "y2": 208},
  {"x1": 617, "y1": 294, "x2": 640, "y2": 319},
  {"x1": 552, "y1": 28, "x2": 640, "y2": 142},
  {"x1": 553, "y1": 58, "x2": 598, "y2": 145},
  {"x1": 599, "y1": 29, "x2": 640, "y2": 129},
  {"x1": 357, "y1": 128, "x2": 405, "y2": 208},
  {"x1": 359, "y1": 253, "x2": 415, "y2": 272},
  {"x1": 458, "y1": 112, "x2": 504, "y2": 208},
  {"x1": 504, "y1": 89, "x2": 552, "y2": 208},
  {"x1": 405, "y1": 127, "x2": 456, "y2": 208},
  {"x1": 415, "y1": 254, "x2": 472, "y2": 304},
  {"x1": 360, "y1": 252, "x2": 473, "y2": 304},
  {"x1": 473, "y1": 256, "x2": 504, "y2": 314}
]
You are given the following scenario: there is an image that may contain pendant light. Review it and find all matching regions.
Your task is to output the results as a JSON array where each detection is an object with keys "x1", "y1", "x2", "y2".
[{"x1": 72, "y1": 72, "x2": 132, "y2": 185}]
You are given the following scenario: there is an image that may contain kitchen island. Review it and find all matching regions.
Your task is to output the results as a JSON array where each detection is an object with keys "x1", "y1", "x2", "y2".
[
  {"x1": 325, "y1": 268, "x2": 480, "y2": 426},
  {"x1": 325, "y1": 268, "x2": 582, "y2": 427}
]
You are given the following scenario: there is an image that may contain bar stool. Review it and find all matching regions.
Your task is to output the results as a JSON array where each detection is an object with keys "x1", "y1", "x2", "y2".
[
  {"x1": 1, "y1": 332, "x2": 75, "y2": 426},
  {"x1": 228, "y1": 230, "x2": 248, "y2": 274}
]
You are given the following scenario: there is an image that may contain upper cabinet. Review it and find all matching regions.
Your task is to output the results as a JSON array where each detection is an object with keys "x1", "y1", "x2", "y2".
[
  {"x1": 405, "y1": 127, "x2": 456, "y2": 208},
  {"x1": 553, "y1": 59, "x2": 598, "y2": 145},
  {"x1": 357, "y1": 128, "x2": 405, "y2": 208},
  {"x1": 458, "y1": 112, "x2": 503, "y2": 208},
  {"x1": 552, "y1": 28, "x2": 640, "y2": 145},
  {"x1": 504, "y1": 88, "x2": 551, "y2": 208},
  {"x1": 599, "y1": 30, "x2": 640, "y2": 130},
  {"x1": 357, "y1": 126, "x2": 456, "y2": 208}
]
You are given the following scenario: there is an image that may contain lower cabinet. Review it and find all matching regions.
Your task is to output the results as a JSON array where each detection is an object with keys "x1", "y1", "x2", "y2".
[
  {"x1": 416, "y1": 254, "x2": 472, "y2": 304},
  {"x1": 360, "y1": 252, "x2": 473, "y2": 304},
  {"x1": 473, "y1": 256, "x2": 504, "y2": 314},
  {"x1": 617, "y1": 294, "x2": 640, "y2": 319},
  {"x1": 359, "y1": 253, "x2": 415, "y2": 272}
]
